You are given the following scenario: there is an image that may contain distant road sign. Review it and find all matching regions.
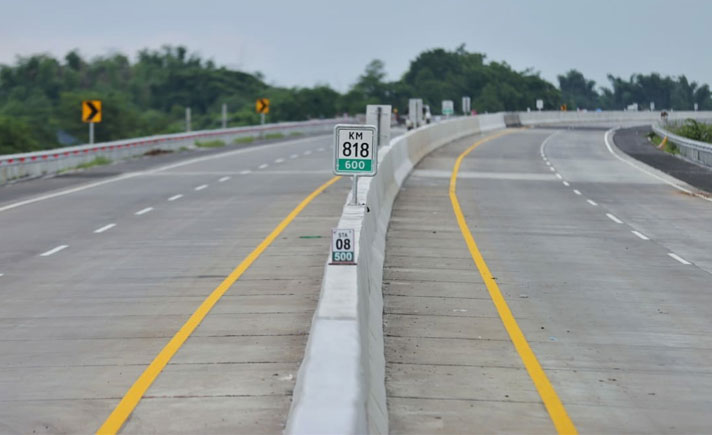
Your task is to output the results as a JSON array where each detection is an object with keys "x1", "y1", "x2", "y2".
[
  {"x1": 82, "y1": 100, "x2": 102, "y2": 123},
  {"x1": 256, "y1": 98, "x2": 270, "y2": 114},
  {"x1": 331, "y1": 228, "x2": 355, "y2": 264},
  {"x1": 333, "y1": 124, "x2": 377, "y2": 176},
  {"x1": 442, "y1": 100, "x2": 454, "y2": 116},
  {"x1": 536, "y1": 99, "x2": 543, "y2": 110}
]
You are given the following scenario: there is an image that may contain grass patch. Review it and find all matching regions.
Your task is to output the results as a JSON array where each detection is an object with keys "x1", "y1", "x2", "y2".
[
  {"x1": 233, "y1": 136, "x2": 255, "y2": 145},
  {"x1": 76, "y1": 156, "x2": 112, "y2": 170},
  {"x1": 289, "y1": 131, "x2": 304, "y2": 137},
  {"x1": 265, "y1": 132, "x2": 285, "y2": 140},
  {"x1": 195, "y1": 139, "x2": 226, "y2": 148},
  {"x1": 647, "y1": 132, "x2": 679, "y2": 155},
  {"x1": 178, "y1": 146, "x2": 189, "y2": 152}
]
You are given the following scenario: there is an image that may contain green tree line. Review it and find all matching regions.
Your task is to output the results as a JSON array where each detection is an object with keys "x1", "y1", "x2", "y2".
[{"x1": 2, "y1": 44, "x2": 711, "y2": 154}]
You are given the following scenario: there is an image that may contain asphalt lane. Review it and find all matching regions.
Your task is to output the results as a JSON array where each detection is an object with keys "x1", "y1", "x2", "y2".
[
  {"x1": 384, "y1": 127, "x2": 712, "y2": 433},
  {"x1": 0, "y1": 134, "x2": 349, "y2": 433}
]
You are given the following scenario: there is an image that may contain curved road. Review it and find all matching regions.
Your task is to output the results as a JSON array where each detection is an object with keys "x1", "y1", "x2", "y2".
[{"x1": 384, "y1": 125, "x2": 712, "y2": 433}]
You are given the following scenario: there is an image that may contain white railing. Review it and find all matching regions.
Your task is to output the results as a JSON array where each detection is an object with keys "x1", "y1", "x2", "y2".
[{"x1": 0, "y1": 118, "x2": 352, "y2": 184}]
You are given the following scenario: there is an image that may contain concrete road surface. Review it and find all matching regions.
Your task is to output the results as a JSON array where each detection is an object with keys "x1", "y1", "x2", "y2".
[
  {"x1": 0, "y1": 135, "x2": 350, "y2": 433},
  {"x1": 384, "y1": 126, "x2": 712, "y2": 433}
]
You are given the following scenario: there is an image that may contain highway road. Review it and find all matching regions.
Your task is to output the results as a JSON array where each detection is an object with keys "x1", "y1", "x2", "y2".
[
  {"x1": 383, "y1": 126, "x2": 712, "y2": 433},
  {"x1": 0, "y1": 134, "x2": 351, "y2": 433}
]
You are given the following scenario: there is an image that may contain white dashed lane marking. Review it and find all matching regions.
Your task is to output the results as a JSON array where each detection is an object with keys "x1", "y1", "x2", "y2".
[
  {"x1": 40, "y1": 245, "x2": 68, "y2": 257},
  {"x1": 275, "y1": 158, "x2": 285, "y2": 164},
  {"x1": 606, "y1": 213, "x2": 623, "y2": 224},
  {"x1": 587, "y1": 199, "x2": 598, "y2": 206},
  {"x1": 303, "y1": 150, "x2": 312, "y2": 156},
  {"x1": 94, "y1": 223, "x2": 116, "y2": 234},
  {"x1": 290, "y1": 154, "x2": 298, "y2": 159},
  {"x1": 632, "y1": 231, "x2": 650, "y2": 240},
  {"x1": 240, "y1": 170, "x2": 252, "y2": 175},
  {"x1": 258, "y1": 164, "x2": 268, "y2": 169},
  {"x1": 195, "y1": 184, "x2": 208, "y2": 191},
  {"x1": 563, "y1": 181, "x2": 570, "y2": 187},
  {"x1": 219, "y1": 176, "x2": 231, "y2": 182},
  {"x1": 573, "y1": 190, "x2": 582, "y2": 195},
  {"x1": 135, "y1": 207, "x2": 153, "y2": 216},
  {"x1": 668, "y1": 253, "x2": 691, "y2": 265}
]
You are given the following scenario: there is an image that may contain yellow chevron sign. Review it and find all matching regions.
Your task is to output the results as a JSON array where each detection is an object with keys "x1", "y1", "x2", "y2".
[{"x1": 256, "y1": 98, "x2": 270, "y2": 114}]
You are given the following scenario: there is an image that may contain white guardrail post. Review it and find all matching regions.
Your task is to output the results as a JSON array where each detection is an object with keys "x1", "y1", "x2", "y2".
[{"x1": 0, "y1": 118, "x2": 354, "y2": 185}]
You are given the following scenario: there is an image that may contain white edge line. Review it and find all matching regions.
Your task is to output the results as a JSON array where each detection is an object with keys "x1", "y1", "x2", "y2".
[
  {"x1": 631, "y1": 230, "x2": 650, "y2": 240},
  {"x1": 135, "y1": 207, "x2": 153, "y2": 215},
  {"x1": 40, "y1": 245, "x2": 68, "y2": 256},
  {"x1": 94, "y1": 223, "x2": 116, "y2": 234},
  {"x1": 168, "y1": 194, "x2": 183, "y2": 201},
  {"x1": 604, "y1": 128, "x2": 712, "y2": 203},
  {"x1": 606, "y1": 213, "x2": 623, "y2": 224},
  {"x1": 668, "y1": 253, "x2": 691, "y2": 265},
  {"x1": 0, "y1": 135, "x2": 327, "y2": 213}
]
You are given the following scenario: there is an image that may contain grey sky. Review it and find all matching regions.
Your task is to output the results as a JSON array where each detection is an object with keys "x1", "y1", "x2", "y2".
[{"x1": 1, "y1": 0, "x2": 710, "y2": 92}]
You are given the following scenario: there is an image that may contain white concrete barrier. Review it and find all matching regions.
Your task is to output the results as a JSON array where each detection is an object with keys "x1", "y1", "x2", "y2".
[
  {"x1": 286, "y1": 113, "x2": 506, "y2": 435},
  {"x1": 0, "y1": 118, "x2": 352, "y2": 184},
  {"x1": 518, "y1": 110, "x2": 712, "y2": 126}
]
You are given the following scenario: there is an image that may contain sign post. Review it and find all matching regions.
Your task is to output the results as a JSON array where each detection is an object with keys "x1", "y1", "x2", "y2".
[
  {"x1": 222, "y1": 103, "x2": 227, "y2": 129},
  {"x1": 461, "y1": 96, "x2": 471, "y2": 115},
  {"x1": 186, "y1": 107, "x2": 191, "y2": 132},
  {"x1": 366, "y1": 104, "x2": 391, "y2": 147},
  {"x1": 256, "y1": 98, "x2": 270, "y2": 139},
  {"x1": 330, "y1": 228, "x2": 356, "y2": 265},
  {"x1": 536, "y1": 99, "x2": 543, "y2": 111},
  {"x1": 333, "y1": 124, "x2": 377, "y2": 205},
  {"x1": 82, "y1": 100, "x2": 102, "y2": 144}
]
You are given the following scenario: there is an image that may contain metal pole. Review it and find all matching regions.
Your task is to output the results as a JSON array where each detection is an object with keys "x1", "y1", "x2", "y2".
[
  {"x1": 351, "y1": 175, "x2": 358, "y2": 205},
  {"x1": 89, "y1": 122, "x2": 94, "y2": 145},
  {"x1": 376, "y1": 107, "x2": 382, "y2": 147},
  {"x1": 222, "y1": 103, "x2": 227, "y2": 129},
  {"x1": 260, "y1": 113, "x2": 265, "y2": 140},
  {"x1": 186, "y1": 107, "x2": 192, "y2": 132}
]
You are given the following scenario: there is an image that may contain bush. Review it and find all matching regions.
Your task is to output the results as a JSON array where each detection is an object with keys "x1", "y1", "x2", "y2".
[
  {"x1": 672, "y1": 119, "x2": 712, "y2": 143},
  {"x1": 195, "y1": 139, "x2": 225, "y2": 148}
]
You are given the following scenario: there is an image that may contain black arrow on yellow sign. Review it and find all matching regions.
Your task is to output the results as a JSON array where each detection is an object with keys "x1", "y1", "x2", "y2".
[
  {"x1": 255, "y1": 98, "x2": 270, "y2": 114},
  {"x1": 82, "y1": 100, "x2": 102, "y2": 123}
]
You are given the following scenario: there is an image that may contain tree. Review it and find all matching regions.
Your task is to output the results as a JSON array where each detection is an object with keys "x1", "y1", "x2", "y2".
[{"x1": 558, "y1": 70, "x2": 599, "y2": 109}]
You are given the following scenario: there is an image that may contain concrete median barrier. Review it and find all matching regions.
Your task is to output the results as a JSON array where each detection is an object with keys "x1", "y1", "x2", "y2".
[{"x1": 286, "y1": 114, "x2": 506, "y2": 435}]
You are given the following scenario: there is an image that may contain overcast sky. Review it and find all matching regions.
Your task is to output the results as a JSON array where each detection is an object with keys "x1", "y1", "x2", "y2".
[{"x1": 1, "y1": 0, "x2": 710, "y2": 92}]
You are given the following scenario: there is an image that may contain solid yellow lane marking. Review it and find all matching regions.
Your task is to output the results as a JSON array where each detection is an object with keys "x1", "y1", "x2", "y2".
[
  {"x1": 97, "y1": 176, "x2": 342, "y2": 434},
  {"x1": 449, "y1": 130, "x2": 577, "y2": 435}
]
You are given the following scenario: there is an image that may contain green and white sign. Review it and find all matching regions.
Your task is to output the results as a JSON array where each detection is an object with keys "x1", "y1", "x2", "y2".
[
  {"x1": 333, "y1": 124, "x2": 377, "y2": 176},
  {"x1": 331, "y1": 228, "x2": 355, "y2": 264}
]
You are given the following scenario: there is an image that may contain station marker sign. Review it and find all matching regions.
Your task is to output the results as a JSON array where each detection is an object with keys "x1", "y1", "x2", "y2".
[
  {"x1": 333, "y1": 124, "x2": 377, "y2": 176},
  {"x1": 331, "y1": 228, "x2": 355, "y2": 265}
]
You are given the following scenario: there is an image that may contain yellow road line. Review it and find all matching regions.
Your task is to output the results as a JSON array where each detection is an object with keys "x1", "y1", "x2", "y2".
[
  {"x1": 449, "y1": 131, "x2": 577, "y2": 435},
  {"x1": 97, "y1": 175, "x2": 342, "y2": 434}
]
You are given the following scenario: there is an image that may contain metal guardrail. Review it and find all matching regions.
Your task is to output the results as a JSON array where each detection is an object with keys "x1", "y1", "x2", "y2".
[
  {"x1": 652, "y1": 122, "x2": 712, "y2": 168},
  {"x1": 0, "y1": 118, "x2": 353, "y2": 184}
]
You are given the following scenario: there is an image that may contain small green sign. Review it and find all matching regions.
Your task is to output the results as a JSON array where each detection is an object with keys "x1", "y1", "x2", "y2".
[{"x1": 337, "y1": 159, "x2": 372, "y2": 172}]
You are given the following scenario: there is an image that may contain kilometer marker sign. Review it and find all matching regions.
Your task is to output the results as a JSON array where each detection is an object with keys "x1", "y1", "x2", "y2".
[{"x1": 333, "y1": 124, "x2": 377, "y2": 176}]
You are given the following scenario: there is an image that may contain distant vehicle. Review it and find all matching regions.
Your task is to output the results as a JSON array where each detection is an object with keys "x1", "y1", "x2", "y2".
[{"x1": 424, "y1": 105, "x2": 432, "y2": 124}]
